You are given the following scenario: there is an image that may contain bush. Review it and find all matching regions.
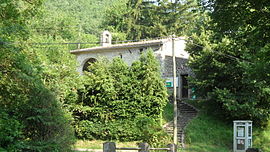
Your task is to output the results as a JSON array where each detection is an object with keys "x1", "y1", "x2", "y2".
[
  {"x1": 72, "y1": 50, "x2": 168, "y2": 141},
  {"x1": 254, "y1": 121, "x2": 270, "y2": 152},
  {"x1": 0, "y1": 1, "x2": 76, "y2": 151},
  {"x1": 0, "y1": 49, "x2": 75, "y2": 151},
  {"x1": 75, "y1": 116, "x2": 171, "y2": 146},
  {"x1": 75, "y1": 119, "x2": 140, "y2": 141},
  {"x1": 136, "y1": 116, "x2": 171, "y2": 147},
  {"x1": 0, "y1": 112, "x2": 24, "y2": 151}
]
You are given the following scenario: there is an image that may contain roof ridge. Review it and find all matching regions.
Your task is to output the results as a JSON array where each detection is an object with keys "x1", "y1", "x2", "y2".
[{"x1": 70, "y1": 37, "x2": 171, "y2": 54}]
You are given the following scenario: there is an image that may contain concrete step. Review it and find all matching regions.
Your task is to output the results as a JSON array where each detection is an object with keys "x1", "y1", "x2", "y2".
[{"x1": 163, "y1": 101, "x2": 198, "y2": 146}]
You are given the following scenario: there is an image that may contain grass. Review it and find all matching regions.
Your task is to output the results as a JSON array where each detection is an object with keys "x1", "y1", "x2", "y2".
[
  {"x1": 162, "y1": 102, "x2": 174, "y2": 125},
  {"x1": 182, "y1": 112, "x2": 233, "y2": 152},
  {"x1": 74, "y1": 140, "x2": 139, "y2": 149}
]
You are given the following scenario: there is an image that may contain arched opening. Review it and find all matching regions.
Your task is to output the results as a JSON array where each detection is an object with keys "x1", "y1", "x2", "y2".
[{"x1": 83, "y1": 58, "x2": 97, "y2": 72}]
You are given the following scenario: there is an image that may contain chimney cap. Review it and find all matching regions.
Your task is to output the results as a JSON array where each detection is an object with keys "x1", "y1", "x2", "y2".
[{"x1": 100, "y1": 30, "x2": 112, "y2": 47}]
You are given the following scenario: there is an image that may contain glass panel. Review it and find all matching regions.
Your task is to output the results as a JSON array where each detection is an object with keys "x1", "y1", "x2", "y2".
[
  {"x1": 237, "y1": 139, "x2": 245, "y2": 150},
  {"x1": 248, "y1": 139, "x2": 252, "y2": 147},
  {"x1": 236, "y1": 122, "x2": 245, "y2": 125},
  {"x1": 248, "y1": 126, "x2": 252, "y2": 137},
  {"x1": 237, "y1": 126, "x2": 245, "y2": 137}
]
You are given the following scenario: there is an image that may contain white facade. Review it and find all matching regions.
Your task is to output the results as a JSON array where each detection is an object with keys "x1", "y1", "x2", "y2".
[{"x1": 70, "y1": 37, "x2": 188, "y2": 75}]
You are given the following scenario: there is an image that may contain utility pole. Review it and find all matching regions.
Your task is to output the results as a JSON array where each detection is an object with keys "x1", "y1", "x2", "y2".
[{"x1": 172, "y1": 35, "x2": 178, "y2": 145}]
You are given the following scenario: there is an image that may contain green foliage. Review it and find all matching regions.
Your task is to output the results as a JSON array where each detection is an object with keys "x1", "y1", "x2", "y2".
[
  {"x1": 136, "y1": 116, "x2": 171, "y2": 148},
  {"x1": 131, "y1": 51, "x2": 168, "y2": 121},
  {"x1": 187, "y1": 0, "x2": 270, "y2": 125},
  {"x1": 0, "y1": 111, "x2": 24, "y2": 151},
  {"x1": 72, "y1": 50, "x2": 168, "y2": 142},
  {"x1": 0, "y1": 47, "x2": 75, "y2": 151},
  {"x1": 162, "y1": 102, "x2": 174, "y2": 125},
  {"x1": 75, "y1": 119, "x2": 140, "y2": 141},
  {"x1": 253, "y1": 121, "x2": 270, "y2": 152},
  {"x1": 0, "y1": 0, "x2": 76, "y2": 151},
  {"x1": 104, "y1": 0, "x2": 200, "y2": 40},
  {"x1": 43, "y1": 0, "x2": 115, "y2": 38}
]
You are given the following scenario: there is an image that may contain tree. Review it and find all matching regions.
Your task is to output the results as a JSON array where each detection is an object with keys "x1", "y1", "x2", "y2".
[
  {"x1": 72, "y1": 50, "x2": 168, "y2": 141},
  {"x1": 130, "y1": 50, "x2": 168, "y2": 121},
  {"x1": 187, "y1": 0, "x2": 270, "y2": 125},
  {"x1": 0, "y1": 0, "x2": 75, "y2": 151},
  {"x1": 44, "y1": 0, "x2": 115, "y2": 38},
  {"x1": 104, "y1": 0, "x2": 200, "y2": 40}
]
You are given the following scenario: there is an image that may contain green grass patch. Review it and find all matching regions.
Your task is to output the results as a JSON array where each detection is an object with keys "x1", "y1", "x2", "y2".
[
  {"x1": 183, "y1": 112, "x2": 233, "y2": 152},
  {"x1": 74, "y1": 140, "x2": 139, "y2": 149},
  {"x1": 162, "y1": 102, "x2": 174, "y2": 125}
]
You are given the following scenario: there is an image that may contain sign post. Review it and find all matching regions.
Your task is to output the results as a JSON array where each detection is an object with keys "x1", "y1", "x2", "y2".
[{"x1": 172, "y1": 35, "x2": 178, "y2": 145}]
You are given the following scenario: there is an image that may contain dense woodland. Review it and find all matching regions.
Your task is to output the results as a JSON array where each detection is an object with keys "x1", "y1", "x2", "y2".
[{"x1": 0, "y1": 0, "x2": 270, "y2": 151}]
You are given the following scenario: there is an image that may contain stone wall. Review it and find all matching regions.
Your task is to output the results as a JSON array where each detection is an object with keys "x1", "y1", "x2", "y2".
[
  {"x1": 162, "y1": 56, "x2": 193, "y2": 77},
  {"x1": 162, "y1": 56, "x2": 193, "y2": 99}
]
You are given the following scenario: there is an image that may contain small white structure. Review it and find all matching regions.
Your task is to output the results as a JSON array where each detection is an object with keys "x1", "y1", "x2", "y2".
[
  {"x1": 233, "y1": 120, "x2": 252, "y2": 152},
  {"x1": 100, "y1": 30, "x2": 112, "y2": 47}
]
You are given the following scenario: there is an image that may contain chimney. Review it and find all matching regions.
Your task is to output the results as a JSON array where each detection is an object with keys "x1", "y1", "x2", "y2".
[{"x1": 100, "y1": 30, "x2": 112, "y2": 46}]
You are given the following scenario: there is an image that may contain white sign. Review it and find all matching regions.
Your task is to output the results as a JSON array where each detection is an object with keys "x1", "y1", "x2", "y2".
[{"x1": 165, "y1": 77, "x2": 179, "y2": 87}]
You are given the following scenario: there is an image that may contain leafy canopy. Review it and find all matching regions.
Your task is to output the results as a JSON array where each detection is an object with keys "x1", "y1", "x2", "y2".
[{"x1": 187, "y1": 0, "x2": 270, "y2": 125}]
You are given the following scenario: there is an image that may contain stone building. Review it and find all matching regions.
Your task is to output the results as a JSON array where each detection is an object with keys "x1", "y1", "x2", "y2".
[{"x1": 70, "y1": 31, "x2": 193, "y2": 99}]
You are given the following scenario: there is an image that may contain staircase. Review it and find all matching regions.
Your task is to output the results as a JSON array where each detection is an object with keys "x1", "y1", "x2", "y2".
[{"x1": 163, "y1": 101, "x2": 198, "y2": 147}]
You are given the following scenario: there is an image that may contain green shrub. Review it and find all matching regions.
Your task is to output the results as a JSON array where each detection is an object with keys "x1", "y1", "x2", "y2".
[
  {"x1": 0, "y1": 112, "x2": 24, "y2": 151},
  {"x1": 75, "y1": 115, "x2": 171, "y2": 146},
  {"x1": 0, "y1": 49, "x2": 75, "y2": 151},
  {"x1": 72, "y1": 50, "x2": 168, "y2": 141},
  {"x1": 254, "y1": 121, "x2": 270, "y2": 152},
  {"x1": 136, "y1": 116, "x2": 171, "y2": 147},
  {"x1": 75, "y1": 119, "x2": 140, "y2": 141},
  {"x1": 0, "y1": 0, "x2": 76, "y2": 151}
]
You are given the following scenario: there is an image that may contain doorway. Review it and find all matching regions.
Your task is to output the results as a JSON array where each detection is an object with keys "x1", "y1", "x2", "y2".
[{"x1": 181, "y1": 74, "x2": 189, "y2": 99}]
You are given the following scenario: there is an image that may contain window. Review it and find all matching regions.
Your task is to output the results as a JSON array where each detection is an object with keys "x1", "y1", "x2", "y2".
[
  {"x1": 105, "y1": 34, "x2": 110, "y2": 43},
  {"x1": 83, "y1": 58, "x2": 97, "y2": 72}
]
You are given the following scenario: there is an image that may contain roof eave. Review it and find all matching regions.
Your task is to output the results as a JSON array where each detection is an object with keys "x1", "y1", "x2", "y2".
[{"x1": 70, "y1": 41, "x2": 164, "y2": 54}]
